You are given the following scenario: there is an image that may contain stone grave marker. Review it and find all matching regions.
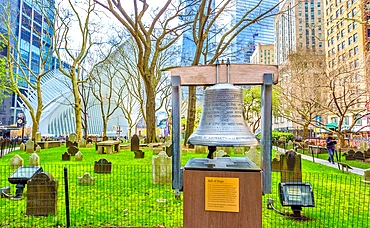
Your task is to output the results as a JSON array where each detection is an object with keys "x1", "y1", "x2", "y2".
[
  {"x1": 165, "y1": 143, "x2": 172, "y2": 157},
  {"x1": 94, "y1": 158, "x2": 112, "y2": 173},
  {"x1": 152, "y1": 151, "x2": 172, "y2": 184},
  {"x1": 29, "y1": 153, "x2": 40, "y2": 166},
  {"x1": 79, "y1": 139, "x2": 87, "y2": 148},
  {"x1": 187, "y1": 144, "x2": 195, "y2": 149},
  {"x1": 75, "y1": 151, "x2": 83, "y2": 161},
  {"x1": 20, "y1": 143, "x2": 25, "y2": 151},
  {"x1": 87, "y1": 142, "x2": 93, "y2": 148},
  {"x1": 68, "y1": 146, "x2": 79, "y2": 156},
  {"x1": 131, "y1": 134, "x2": 140, "y2": 152},
  {"x1": 365, "y1": 149, "x2": 370, "y2": 159},
  {"x1": 234, "y1": 147, "x2": 243, "y2": 154},
  {"x1": 344, "y1": 150, "x2": 356, "y2": 160},
  {"x1": 78, "y1": 172, "x2": 94, "y2": 185},
  {"x1": 182, "y1": 149, "x2": 188, "y2": 155},
  {"x1": 215, "y1": 150, "x2": 227, "y2": 158},
  {"x1": 195, "y1": 145, "x2": 206, "y2": 154},
  {"x1": 62, "y1": 152, "x2": 71, "y2": 161},
  {"x1": 287, "y1": 140, "x2": 294, "y2": 148},
  {"x1": 35, "y1": 145, "x2": 41, "y2": 153},
  {"x1": 360, "y1": 141, "x2": 368, "y2": 151},
  {"x1": 354, "y1": 151, "x2": 365, "y2": 161},
  {"x1": 245, "y1": 146, "x2": 261, "y2": 167},
  {"x1": 271, "y1": 158, "x2": 281, "y2": 171},
  {"x1": 26, "y1": 140, "x2": 34, "y2": 153},
  {"x1": 134, "y1": 150, "x2": 145, "y2": 158},
  {"x1": 362, "y1": 169, "x2": 370, "y2": 183},
  {"x1": 87, "y1": 138, "x2": 93, "y2": 144},
  {"x1": 26, "y1": 172, "x2": 58, "y2": 216},
  {"x1": 35, "y1": 132, "x2": 41, "y2": 142},
  {"x1": 220, "y1": 146, "x2": 232, "y2": 154},
  {"x1": 103, "y1": 136, "x2": 108, "y2": 141},
  {"x1": 153, "y1": 148, "x2": 163, "y2": 155},
  {"x1": 244, "y1": 146, "x2": 250, "y2": 153},
  {"x1": 10, "y1": 154, "x2": 24, "y2": 169},
  {"x1": 280, "y1": 150, "x2": 302, "y2": 183},
  {"x1": 69, "y1": 133, "x2": 78, "y2": 143},
  {"x1": 66, "y1": 140, "x2": 78, "y2": 148}
]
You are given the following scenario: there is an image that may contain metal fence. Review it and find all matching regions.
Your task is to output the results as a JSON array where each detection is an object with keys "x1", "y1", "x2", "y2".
[{"x1": 0, "y1": 164, "x2": 368, "y2": 227}]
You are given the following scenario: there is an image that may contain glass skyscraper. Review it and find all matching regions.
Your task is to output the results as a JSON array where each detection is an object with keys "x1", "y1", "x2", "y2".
[{"x1": 0, "y1": 0, "x2": 55, "y2": 126}]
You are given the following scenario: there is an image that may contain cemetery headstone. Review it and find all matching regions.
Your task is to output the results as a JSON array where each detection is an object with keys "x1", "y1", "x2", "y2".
[
  {"x1": 35, "y1": 132, "x2": 41, "y2": 142},
  {"x1": 131, "y1": 134, "x2": 140, "y2": 152},
  {"x1": 68, "y1": 133, "x2": 78, "y2": 143},
  {"x1": 365, "y1": 149, "x2": 370, "y2": 159},
  {"x1": 87, "y1": 138, "x2": 93, "y2": 144},
  {"x1": 10, "y1": 154, "x2": 24, "y2": 169},
  {"x1": 26, "y1": 140, "x2": 34, "y2": 153},
  {"x1": 344, "y1": 150, "x2": 356, "y2": 160},
  {"x1": 360, "y1": 141, "x2": 367, "y2": 152},
  {"x1": 134, "y1": 150, "x2": 145, "y2": 158},
  {"x1": 153, "y1": 148, "x2": 163, "y2": 155},
  {"x1": 26, "y1": 172, "x2": 58, "y2": 216},
  {"x1": 62, "y1": 152, "x2": 71, "y2": 161},
  {"x1": 103, "y1": 136, "x2": 108, "y2": 141},
  {"x1": 220, "y1": 146, "x2": 232, "y2": 154},
  {"x1": 354, "y1": 151, "x2": 365, "y2": 161},
  {"x1": 75, "y1": 151, "x2": 83, "y2": 161},
  {"x1": 94, "y1": 158, "x2": 112, "y2": 173},
  {"x1": 20, "y1": 143, "x2": 25, "y2": 151},
  {"x1": 280, "y1": 150, "x2": 302, "y2": 183},
  {"x1": 182, "y1": 149, "x2": 188, "y2": 155},
  {"x1": 29, "y1": 153, "x2": 40, "y2": 166},
  {"x1": 78, "y1": 172, "x2": 95, "y2": 185},
  {"x1": 152, "y1": 151, "x2": 172, "y2": 184},
  {"x1": 187, "y1": 144, "x2": 195, "y2": 149},
  {"x1": 195, "y1": 145, "x2": 206, "y2": 154},
  {"x1": 287, "y1": 140, "x2": 294, "y2": 148},
  {"x1": 362, "y1": 169, "x2": 370, "y2": 183},
  {"x1": 245, "y1": 146, "x2": 261, "y2": 167},
  {"x1": 165, "y1": 143, "x2": 172, "y2": 157},
  {"x1": 35, "y1": 145, "x2": 41, "y2": 153},
  {"x1": 234, "y1": 147, "x2": 243, "y2": 154},
  {"x1": 68, "y1": 146, "x2": 79, "y2": 156},
  {"x1": 271, "y1": 158, "x2": 281, "y2": 171},
  {"x1": 78, "y1": 139, "x2": 87, "y2": 148},
  {"x1": 215, "y1": 150, "x2": 227, "y2": 158},
  {"x1": 87, "y1": 142, "x2": 93, "y2": 148}
]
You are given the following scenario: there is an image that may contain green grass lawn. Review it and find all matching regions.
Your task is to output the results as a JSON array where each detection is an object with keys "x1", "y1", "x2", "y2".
[{"x1": 0, "y1": 144, "x2": 368, "y2": 227}]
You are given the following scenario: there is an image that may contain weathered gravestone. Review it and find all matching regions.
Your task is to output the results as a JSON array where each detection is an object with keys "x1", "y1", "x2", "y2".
[
  {"x1": 287, "y1": 140, "x2": 294, "y2": 149},
  {"x1": 365, "y1": 149, "x2": 370, "y2": 159},
  {"x1": 234, "y1": 147, "x2": 243, "y2": 154},
  {"x1": 10, "y1": 154, "x2": 24, "y2": 169},
  {"x1": 35, "y1": 132, "x2": 41, "y2": 142},
  {"x1": 134, "y1": 150, "x2": 145, "y2": 158},
  {"x1": 87, "y1": 142, "x2": 93, "y2": 148},
  {"x1": 153, "y1": 148, "x2": 163, "y2": 155},
  {"x1": 29, "y1": 153, "x2": 40, "y2": 166},
  {"x1": 152, "y1": 151, "x2": 172, "y2": 184},
  {"x1": 195, "y1": 145, "x2": 206, "y2": 154},
  {"x1": 20, "y1": 143, "x2": 25, "y2": 151},
  {"x1": 35, "y1": 145, "x2": 41, "y2": 153},
  {"x1": 68, "y1": 146, "x2": 79, "y2": 156},
  {"x1": 344, "y1": 150, "x2": 356, "y2": 160},
  {"x1": 280, "y1": 150, "x2": 302, "y2": 183},
  {"x1": 26, "y1": 172, "x2": 58, "y2": 216},
  {"x1": 354, "y1": 151, "x2": 365, "y2": 161},
  {"x1": 362, "y1": 169, "x2": 370, "y2": 184},
  {"x1": 220, "y1": 146, "x2": 232, "y2": 155},
  {"x1": 103, "y1": 136, "x2": 108, "y2": 141},
  {"x1": 26, "y1": 140, "x2": 34, "y2": 153},
  {"x1": 78, "y1": 139, "x2": 87, "y2": 148},
  {"x1": 215, "y1": 150, "x2": 227, "y2": 158},
  {"x1": 75, "y1": 151, "x2": 83, "y2": 161},
  {"x1": 66, "y1": 133, "x2": 78, "y2": 148},
  {"x1": 360, "y1": 141, "x2": 368, "y2": 152},
  {"x1": 94, "y1": 158, "x2": 112, "y2": 173},
  {"x1": 131, "y1": 134, "x2": 140, "y2": 152},
  {"x1": 272, "y1": 158, "x2": 281, "y2": 172},
  {"x1": 165, "y1": 143, "x2": 172, "y2": 157},
  {"x1": 62, "y1": 152, "x2": 71, "y2": 161},
  {"x1": 78, "y1": 172, "x2": 94, "y2": 185},
  {"x1": 245, "y1": 146, "x2": 261, "y2": 167}
]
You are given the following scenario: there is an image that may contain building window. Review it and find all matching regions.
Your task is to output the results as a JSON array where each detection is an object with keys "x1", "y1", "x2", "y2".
[
  {"x1": 348, "y1": 23, "x2": 352, "y2": 33},
  {"x1": 340, "y1": 6, "x2": 344, "y2": 14},
  {"x1": 353, "y1": 33, "x2": 358, "y2": 42},
  {"x1": 348, "y1": 36, "x2": 353, "y2": 45},
  {"x1": 353, "y1": 22, "x2": 357, "y2": 29},
  {"x1": 354, "y1": 46, "x2": 358, "y2": 54},
  {"x1": 347, "y1": 1, "x2": 351, "y2": 8},
  {"x1": 367, "y1": 29, "x2": 370, "y2": 37},
  {"x1": 355, "y1": 59, "x2": 360, "y2": 68},
  {"x1": 355, "y1": 114, "x2": 361, "y2": 125},
  {"x1": 318, "y1": 1, "x2": 321, "y2": 7},
  {"x1": 344, "y1": 116, "x2": 349, "y2": 125}
]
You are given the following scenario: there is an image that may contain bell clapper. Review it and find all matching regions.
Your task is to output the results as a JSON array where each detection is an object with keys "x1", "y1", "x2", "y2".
[{"x1": 207, "y1": 146, "x2": 217, "y2": 159}]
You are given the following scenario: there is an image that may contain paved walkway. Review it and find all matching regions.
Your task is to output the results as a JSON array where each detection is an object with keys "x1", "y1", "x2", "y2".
[{"x1": 273, "y1": 146, "x2": 365, "y2": 176}]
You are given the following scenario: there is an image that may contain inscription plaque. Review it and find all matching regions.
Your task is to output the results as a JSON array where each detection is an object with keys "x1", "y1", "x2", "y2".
[{"x1": 205, "y1": 177, "x2": 239, "y2": 212}]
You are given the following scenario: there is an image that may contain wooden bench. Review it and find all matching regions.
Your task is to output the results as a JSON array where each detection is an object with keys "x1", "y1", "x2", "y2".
[
  {"x1": 36, "y1": 141, "x2": 62, "y2": 149},
  {"x1": 337, "y1": 162, "x2": 353, "y2": 173},
  {"x1": 96, "y1": 140, "x2": 120, "y2": 154}
]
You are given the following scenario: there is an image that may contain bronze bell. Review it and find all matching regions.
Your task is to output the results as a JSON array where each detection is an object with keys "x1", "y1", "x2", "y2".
[{"x1": 187, "y1": 60, "x2": 259, "y2": 147}]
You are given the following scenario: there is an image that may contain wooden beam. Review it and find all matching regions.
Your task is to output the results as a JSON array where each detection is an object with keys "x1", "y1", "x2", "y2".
[{"x1": 169, "y1": 64, "x2": 279, "y2": 86}]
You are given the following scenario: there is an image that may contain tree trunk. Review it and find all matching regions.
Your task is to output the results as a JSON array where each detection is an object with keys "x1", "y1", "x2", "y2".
[
  {"x1": 72, "y1": 73, "x2": 83, "y2": 140},
  {"x1": 145, "y1": 87, "x2": 157, "y2": 143},
  {"x1": 184, "y1": 86, "x2": 197, "y2": 146},
  {"x1": 303, "y1": 124, "x2": 309, "y2": 140}
]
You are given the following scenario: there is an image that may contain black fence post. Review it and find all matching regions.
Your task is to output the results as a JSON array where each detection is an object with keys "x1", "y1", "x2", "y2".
[{"x1": 64, "y1": 167, "x2": 70, "y2": 228}]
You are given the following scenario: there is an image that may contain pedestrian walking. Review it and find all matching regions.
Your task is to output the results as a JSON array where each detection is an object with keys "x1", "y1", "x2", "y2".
[{"x1": 326, "y1": 132, "x2": 337, "y2": 164}]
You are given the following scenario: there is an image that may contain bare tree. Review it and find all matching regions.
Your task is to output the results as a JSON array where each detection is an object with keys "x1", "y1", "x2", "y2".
[
  {"x1": 94, "y1": 0, "x2": 191, "y2": 143},
  {"x1": 277, "y1": 50, "x2": 327, "y2": 140},
  {"x1": 53, "y1": 0, "x2": 121, "y2": 140}
]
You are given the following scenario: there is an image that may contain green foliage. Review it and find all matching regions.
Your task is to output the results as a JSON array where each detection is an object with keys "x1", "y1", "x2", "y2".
[{"x1": 256, "y1": 130, "x2": 294, "y2": 142}]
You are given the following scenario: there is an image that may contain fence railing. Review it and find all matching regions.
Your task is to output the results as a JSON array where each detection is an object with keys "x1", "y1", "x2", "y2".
[{"x1": 0, "y1": 164, "x2": 368, "y2": 227}]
